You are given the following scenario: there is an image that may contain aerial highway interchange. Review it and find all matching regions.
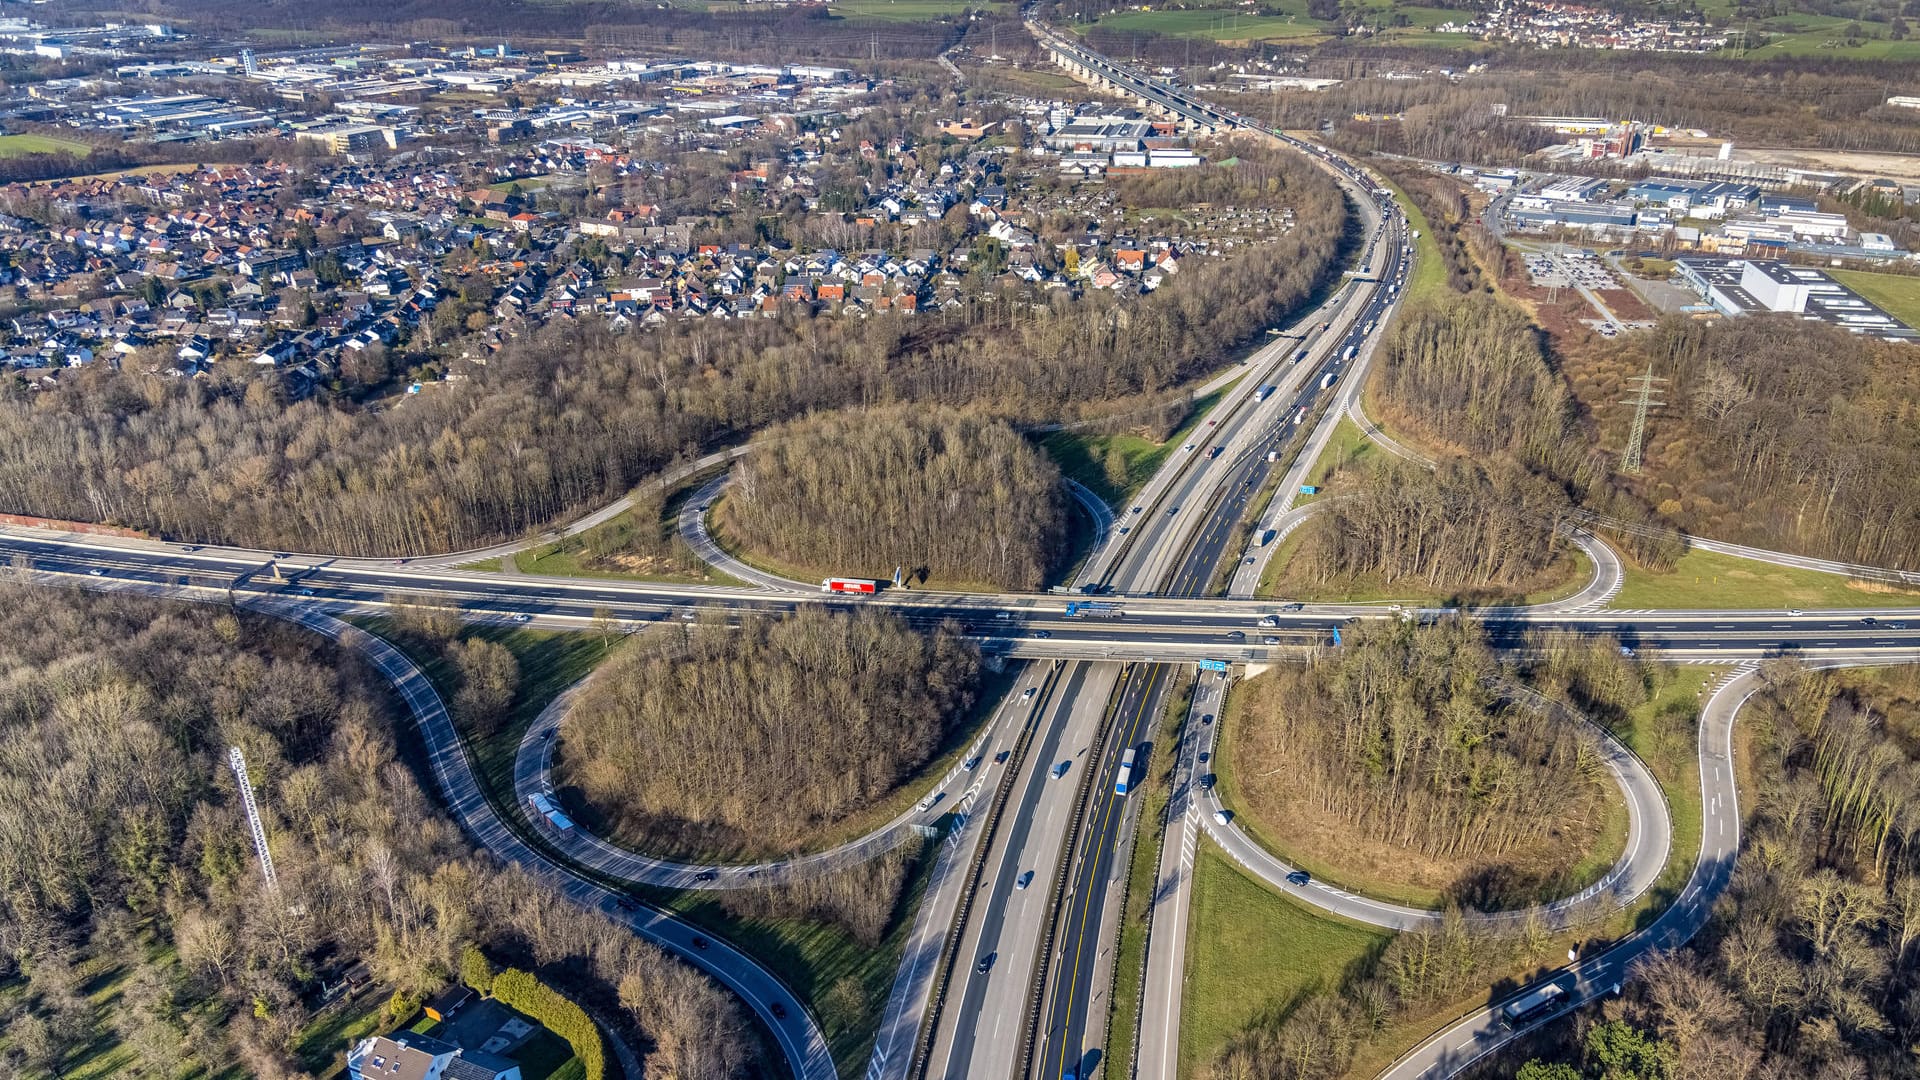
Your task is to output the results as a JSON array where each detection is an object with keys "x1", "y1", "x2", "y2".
[{"x1": 3, "y1": 26, "x2": 1918, "y2": 1080}]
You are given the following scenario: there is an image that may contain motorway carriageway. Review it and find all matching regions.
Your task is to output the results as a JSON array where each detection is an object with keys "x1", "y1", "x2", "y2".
[
  {"x1": 14, "y1": 535, "x2": 1920, "y2": 661},
  {"x1": 1037, "y1": 212, "x2": 1407, "y2": 1074}
]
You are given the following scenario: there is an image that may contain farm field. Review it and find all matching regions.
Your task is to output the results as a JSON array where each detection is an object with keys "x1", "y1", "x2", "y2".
[{"x1": 0, "y1": 133, "x2": 91, "y2": 157}]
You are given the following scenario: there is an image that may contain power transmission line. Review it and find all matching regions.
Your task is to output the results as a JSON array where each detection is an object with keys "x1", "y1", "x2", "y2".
[
  {"x1": 228, "y1": 745, "x2": 279, "y2": 892},
  {"x1": 1619, "y1": 363, "x2": 1667, "y2": 475}
]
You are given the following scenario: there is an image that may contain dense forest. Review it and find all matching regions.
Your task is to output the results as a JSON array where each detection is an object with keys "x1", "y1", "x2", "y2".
[
  {"x1": 1568, "y1": 315, "x2": 1920, "y2": 572},
  {"x1": 1374, "y1": 293, "x2": 1579, "y2": 474},
  {"x1": 0, "y1": 589, "x2": 747, "y2": 1080},
  {"x1": 1285, "y1": 457, "x2": 1576, "y2": 601},
  {"x1": 556, "y1": 608, "x2": 979, "y2": 859},
  {"x1": 724, "y1": 408, "x2": 1067, "y2": 590},
  {"x1": 1502, "y1": 663, "x2": 1920, "y2": 1080},
  {"x1": 0, "y1": 155, "x2": 1346, "y2": 557},
  {"x1": 1228, "y1": 619, "x2": 1614, "y2": 906}
]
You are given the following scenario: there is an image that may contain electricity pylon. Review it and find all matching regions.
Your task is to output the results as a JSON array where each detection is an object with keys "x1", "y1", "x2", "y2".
[{"x1": 1620, "y1": 363, "x2": 1667, "y2": 475}]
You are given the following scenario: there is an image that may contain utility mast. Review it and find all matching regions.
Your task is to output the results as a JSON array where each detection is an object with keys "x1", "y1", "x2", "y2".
[
  {"x1": 1619, "y1": 363, "x2": 1667, "y2": 475},
  {"x1": 228, "y1": 746, "x2": 279, "y2": 892}
]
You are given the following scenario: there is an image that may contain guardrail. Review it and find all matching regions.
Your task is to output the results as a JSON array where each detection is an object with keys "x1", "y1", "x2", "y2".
[
  {"x1": 1018, "y1": 667, "x2": 1131, "y2": 1080},
  {"x1": 908, "y1": 659, "x2": 1065, "y2": 1080},
  {"x1": 1118, "y1": 672, "x2": 1200, "y2": 1080}
]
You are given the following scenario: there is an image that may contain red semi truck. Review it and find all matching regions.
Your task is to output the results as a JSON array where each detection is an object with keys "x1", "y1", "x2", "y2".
[{"x1": 821, "y1": 577, "x2": 879, "y2": 594}]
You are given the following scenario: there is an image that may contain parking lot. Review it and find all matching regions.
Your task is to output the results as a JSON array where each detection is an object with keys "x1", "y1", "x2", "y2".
[{"x1": 1524, "y1": 249, "x2": 1621, "y2": 292}]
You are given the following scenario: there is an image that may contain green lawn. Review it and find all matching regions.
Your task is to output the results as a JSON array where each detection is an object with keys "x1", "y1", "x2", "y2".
[
  {"x1": 1040, "y1": 380, "x2": 1242, "y2": 509},
  {"x1": 1351, "y1": 2, "x2": 1463, "y2": 28},
  {"x1": 1180, "y1": 843, "x2": 1392, "y2": 1076},
  {"x1": 0, "y1": 133, "x2": 91, "y2": 158},
  {"x1": 1299, "y1": 415, "x2": 1374, "y2": 496},
  {"x1": 1383, "y1": 176, "x2": 1448, "y2": 306},
  {"x1": 1831, "y1": 269, "x2": 1920, "y2": 331},
  {"x1": 1610, "y1": 546, "x2": 1920, "y2": 611},
  {"x1": 512, "y1": 483, "x2": 746, "y2": 587},
  {"x1": 1616, "y1": 667, "x2": 1710, "y2": 924},
  {"x1": 296, "y1": 995, "x2": 387, "y2": 1076},
  {"x1": 1735, "y1": 24, "x2": 1920, "y2": 59}
]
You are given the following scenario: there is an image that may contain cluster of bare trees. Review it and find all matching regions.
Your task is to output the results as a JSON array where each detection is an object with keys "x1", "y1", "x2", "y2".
[
  {"x1": 1606, "y1": 316, "x2": 1920, "y2": 571},
  {"x1": 0, "y1": 161, "x2": 1345, "y2": 557},
  {"x1": 558, "y1": 609, "x2": 978, "y2": 858},
  {"x1": 1515, "y1": 662, "x2": 1920, "y2": 1078},
  {"x1": 727, "y1": 408, "x2": 1067, "y2": 590},
  {"x1": 1232, "y1": 619, "x2": 1609, "y2": 868},
  {"x1": 716, "y1": 839, "x2": 924, "y2": 949},
  {"x1": 1288, "y1": 458, "x2": 1572, "y2": 599},
  {"x1": 0, "y1": 587, "x2": 751, "y2": 1080},
  {"x1": 1375, "y1": 294, "x2": 1578, "y2": 473}
]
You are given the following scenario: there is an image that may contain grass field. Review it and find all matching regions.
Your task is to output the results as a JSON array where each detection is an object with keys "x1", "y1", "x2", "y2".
[
  {"x1": 1038, "y1": 379, "x2": 1240, "y2": 508},
  {"x1": 1299, "y1": 415, "x2": 1374, "y2": 495},
  {"x1": 1086, "y1": 1, "x2": 1461, "y2": 43},
  {"x1": 1610, "y1": 546, "x2": 1920, "y2": 611},
  {"x1": 1732, "y1": 15, "x2": 1920, "y2": 59},
  {"x1": 1386, "y1": 177, "x2": 1449, "y2": 306},
  {"x1": 1831, "y1": 268, "x2": 1920, "y2": 330},
  {"x1": 512, "y1": 481, "x2": 746, "y2": 587},
  {"x1": 1179, "y1": 843, "x2": 1392, "y2": 1076},
  {"x1": 1615, "y1": 667, "x2": 1711, "y2": 921},
  {"x1": 0, "y1": 133, "x2": 91, "y2": 158}
]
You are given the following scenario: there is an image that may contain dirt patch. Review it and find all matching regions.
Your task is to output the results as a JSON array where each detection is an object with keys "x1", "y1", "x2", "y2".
[{"x1": 1740, "y1": 146, "x2": 1920, "y2": 183}]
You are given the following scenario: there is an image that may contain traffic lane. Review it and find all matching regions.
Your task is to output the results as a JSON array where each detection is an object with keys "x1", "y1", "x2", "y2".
[
  {"x1": 1135, "y1": 675, "x2": 1219, "y2": 1080},
  {"x1": 18, "y1": 539, "x2": 1920, "y2": 636},
  {"x1": 30, "y1": 553, "x2": 1920, "y2": 653},
  {"x1": 1097, "y1": 234, "x2": 1387, "y2": 589},
  {"x1": 1041, "y1": 664, "x2": 1170, "y2": 1080},
  {"x1": 30, "y1": 557, "x2": 1920, "y2": 657},
  {"x1": 934, "y1": 662, "x2": 1120, "y2": 1080}
]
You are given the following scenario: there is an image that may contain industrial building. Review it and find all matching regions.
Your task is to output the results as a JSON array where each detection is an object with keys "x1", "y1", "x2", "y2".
[
  {"x1": 1044, "y1": 117, "x2": 1153, "y2": 152},
  {"x1": 1625, "y1": 178, "x2": 1760, "y2": 219},
  {"x1": 1673, "y1": 257, "x2": 1916, "y2": 341}
]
